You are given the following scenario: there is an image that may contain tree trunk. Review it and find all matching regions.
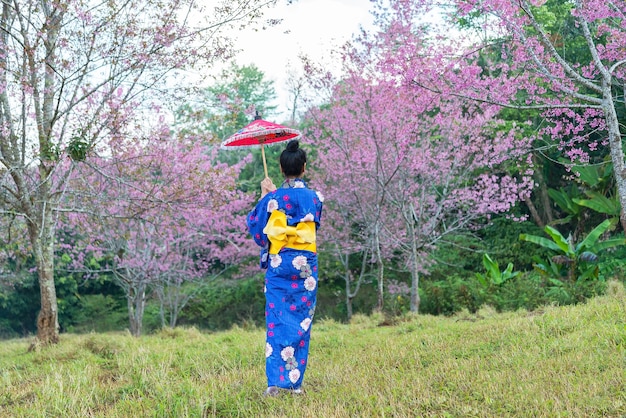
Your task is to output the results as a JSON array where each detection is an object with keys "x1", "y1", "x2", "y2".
[
  {"x1": 532, "y1": 154, "x2": 554, "y2": 226},
  {"x1": 344, "y1": 269, "x2": 353, "y2": 321},
  {"x1": 157, "y1": 287, "x2": 166, "y2": 329},
  {"x1": 169, "y1": 297, "x2": 178, "y2": 329},
  {"x1": 410, "y1": 270, "x2": 420, "y2": 313},
  {"x1": 28, "y1": 6, "x2": 62, "y2": 346},
  {"x1": 341, "y1": 247, "x2": 368, "y2": 321},
  {"x1": 538, "y1": 174, "x2": 554, "y2": 226},
  {"x1": 524, "y1": 196, "x2": 545, "y2": 228},
  {"x1": 407, "y1": 215, "x2": 421, "y2": 313},
  {"x1": 410, "y1": 238, "x2": 421, "y2": 313},
  {"x1": 28, "y1": 208, "x2": 59, "y2": 345},
  {"x1": 602, "y1": 87, "x2": 626, "y2": 235},
  {"x1": 346, "y1": 295, "x2": 353, "y2": 321},
  {"x1": 128, "y1": 283, "x2": 146, "y2": 337},
  {"x1": 375, "y1": 244, "x2": 384, "y2": 311}
]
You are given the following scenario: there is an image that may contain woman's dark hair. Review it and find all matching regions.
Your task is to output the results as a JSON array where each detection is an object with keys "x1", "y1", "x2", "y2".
[{"x1": 280, "y1": 139, "x2": 307, "y2": 176}]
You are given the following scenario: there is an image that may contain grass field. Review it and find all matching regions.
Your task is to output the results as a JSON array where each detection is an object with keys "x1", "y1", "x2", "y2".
[{"x1": 1, "y1": 281, "x2": 625, "y2": 417}]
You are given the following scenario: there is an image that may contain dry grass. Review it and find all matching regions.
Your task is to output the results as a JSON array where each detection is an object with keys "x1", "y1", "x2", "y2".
[{"x1": 1, "y1": 283, "x2": 625, "y2": 417}]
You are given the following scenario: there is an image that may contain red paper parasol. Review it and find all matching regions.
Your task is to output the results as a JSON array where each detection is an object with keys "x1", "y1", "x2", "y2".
[{"x1": 221, "y1": 112, "x2": 301, "y2": 178}]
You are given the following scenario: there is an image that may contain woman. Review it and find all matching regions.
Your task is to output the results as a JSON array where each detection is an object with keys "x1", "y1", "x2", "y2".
[{"x1": 247, "y1": 139, "x2": 324, "y2": 396}]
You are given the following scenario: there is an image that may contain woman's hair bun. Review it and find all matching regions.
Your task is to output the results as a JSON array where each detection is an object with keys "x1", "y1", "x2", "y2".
[
  {"x1": 286, "y1": 139, "x2": 299, "y2": 152},
  {"x1": 280, "y1": 139, "x2": 306, "y2": 176}
]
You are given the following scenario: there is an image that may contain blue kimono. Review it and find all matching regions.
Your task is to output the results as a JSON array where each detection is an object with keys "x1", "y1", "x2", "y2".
[{"x1": 247, "y1": 178, "x2": 323, "y2": 390}]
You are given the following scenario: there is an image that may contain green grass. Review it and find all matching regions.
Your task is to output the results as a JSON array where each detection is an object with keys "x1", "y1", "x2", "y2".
[{"x1": 1, "y1": 282, "x2": 625, "y2": 417}]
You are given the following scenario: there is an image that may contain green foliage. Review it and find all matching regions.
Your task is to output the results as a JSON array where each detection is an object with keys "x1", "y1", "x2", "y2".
[
  {"x1": 172, "y1": 62, "x2": 287, "y2": 195},
  {"x1": 427, "y1": 232, "x2": 485, "y2": 284},
  {"x1": 418, "y1": 216, "x2": 616, "y2": 316},
  {"x1": 233, "y1": 144, "x2": 284, "y2": 194},
  {"x1": 548, "y1": 186, "x2": 583, "y2": 225},
  {"x1": 475, "y1": 253, "x2": 519, "y2": 287},
  {"x1": 542, "y1": 275, "x2": 607, "y2": 305},
  {"x1": 569, "y1": 162, "x2": 621, "y2": 219},
  {"x1": 420, "y1": 270, "x2": 612, "y2": 316},
  {"x1": 598, "y1": 246, "x2": 626, "y2": 281},
  {"x1": 573, "y1": 191, "x2": 620, "y2": 217},
  {"x1": 571, "y1": 161, "x2": 613, "y2": 189},
  {"x1": 520, "y1": 219, "x2": 626, "y2": 282},
  {"x1": 493, "y1": 272, "x2": 547, "y2": 311},
  {"x1": 174, "y1": 63, "x2": 277, "y2": 141},
  {"x1": 180, "y1": 277, "x2": 266, "y2": 330},
  {"x1": 316, "y1": 275, "x2": 373, "y2": 321},
  {"x1": 0, "y1": 240, "x2": 136, "y2": 339},
  {"x1": 142, "y1": 302, "x2": 165, "y2": 334},
  {"x1": 385, "y1": 293, "x2": 411, "y2": 317},
  {"x1": 0, "y1": 275, "x2": 39, "y2": 338},
  {"x1": 420, "y1": 277, "x2": 484, "y2": 315},
  {"x1": 53, "y1": 250, "x2": 128, "y2": 334},
  {"x1": 481, "y1": 218, "x2": 551, "y2": 269},
  {"x1": 549, "y1": 161, "x2": 620, "y2": 231},
  {"x1": 67, "y1": 135, "x2": 91, "y2": 162},
  {"x1": 527, "y1": 0, "x2": 593, "y2": 65},
  {"x1": 65, "y1": 294, "x2": 128, "y2": 333},
  {"x1": 430, "y1": 219, "x2": 549, "y2": 283}
]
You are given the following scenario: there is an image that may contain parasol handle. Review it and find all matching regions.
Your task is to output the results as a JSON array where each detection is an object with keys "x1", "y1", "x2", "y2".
[{"x1": 261, "y1": 143, "x2": 269, "y2": 178}]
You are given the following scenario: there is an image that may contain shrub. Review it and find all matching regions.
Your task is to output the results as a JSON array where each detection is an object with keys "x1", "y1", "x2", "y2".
[{"x1": 66, "y1": 294, "x2": 128, "y2": 333}]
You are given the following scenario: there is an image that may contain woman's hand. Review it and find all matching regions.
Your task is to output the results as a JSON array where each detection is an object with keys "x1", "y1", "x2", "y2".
[{"x1": 260, "y1": 177, "x2": 276, "y2": 198}]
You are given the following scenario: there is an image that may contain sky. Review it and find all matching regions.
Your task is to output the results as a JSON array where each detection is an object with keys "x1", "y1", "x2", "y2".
[{"x1": 226, "y1": 0, "x2": 376, "y2": 121}]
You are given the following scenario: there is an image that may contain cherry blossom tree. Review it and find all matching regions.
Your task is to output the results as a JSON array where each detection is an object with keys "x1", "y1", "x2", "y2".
[
  {"x1": 371, "y1": 0, "x2": 626, "y2": 231},
  {"x1": 305, "y1": 31, "x2": 533, "y2": 312},
  {"x1": 305, "y1": 85, "x2": 399, "y2": 311},
  {"x1": 316, "y1": 195, "x2": 374, "y2": 320},
  {"x1": 62, "y1": 128, "x2": 254, "y2": 336},
  {"x1": 0, "y1": 0, "x2": 276, "y2": 344}
]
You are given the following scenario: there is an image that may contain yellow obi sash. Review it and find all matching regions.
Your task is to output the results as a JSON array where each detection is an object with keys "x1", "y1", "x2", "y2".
[{"x1": 263, "y1": 210, "x2": 316, "y2": 255}]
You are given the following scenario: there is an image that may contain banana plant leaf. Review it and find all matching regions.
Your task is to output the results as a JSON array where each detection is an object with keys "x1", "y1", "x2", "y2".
[
  {"x1": 519, "y1": 233, "x2": 564, "y2": 253},
  {"x1": 576, "y1": 218, "x2": 616, "y2": 252},
  {"x1": 543, "y1": 226, "x2": 572, "y2": 255},
  {"x1": 573, "y1": 191, "x2": 621, "y2": 216},
  {"x1": 593, "y1": 238, "x2": 626, "y2": 252},
  {"x1": 548, "y1": 188, "x2": 582, "y2": 216}
]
